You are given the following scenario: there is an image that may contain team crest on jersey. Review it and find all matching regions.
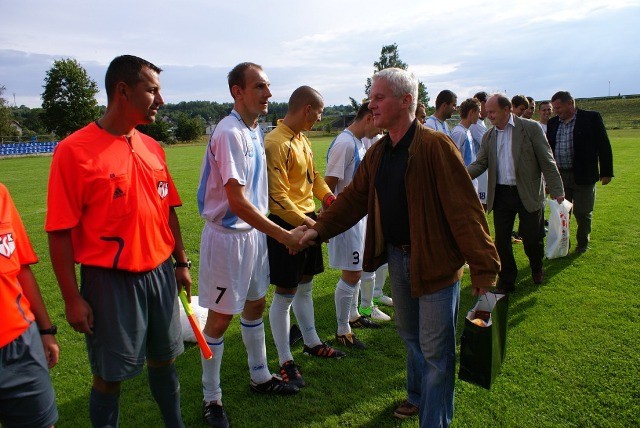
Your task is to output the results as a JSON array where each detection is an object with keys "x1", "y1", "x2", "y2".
[
  {"x1": 157, "y1": 181, "x2": 169, "y2": 199},
  {"x1": 0, "y1": 232, "x2": 16, "y2": 259}
]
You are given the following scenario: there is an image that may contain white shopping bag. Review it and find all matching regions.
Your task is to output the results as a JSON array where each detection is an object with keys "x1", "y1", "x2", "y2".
[
  {"x1": 179, "y1": 295, "x2": 208, "y2": 343},
  {"x1": 545, "y1": 199, "x2": 573, "y2": 259}
]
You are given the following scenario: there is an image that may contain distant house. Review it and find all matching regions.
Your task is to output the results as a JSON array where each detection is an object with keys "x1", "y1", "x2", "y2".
[
  {"x1": 10, "y1": 120, "x2": 23, "y2": 136},
  {"x1": 205, "y1": 122, "x2": 218, "y2": 135}
]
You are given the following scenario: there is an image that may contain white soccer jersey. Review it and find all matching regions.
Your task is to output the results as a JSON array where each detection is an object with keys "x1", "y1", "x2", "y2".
[
  {"x1": 425, "y1": 115, "x2": 452, "y2": 136},
  {"x1": 197, "y1": 111, "x2": 268, "y2": 230},
  {"x1": 362, "y1": 133, "x2": 383, "y2": 150},
  {"x1": 325, "y1": 129, "x2": 366, "y2": 195},
  {"x1": 326, "y1": 129, "x2": 367, "y2": 270}
]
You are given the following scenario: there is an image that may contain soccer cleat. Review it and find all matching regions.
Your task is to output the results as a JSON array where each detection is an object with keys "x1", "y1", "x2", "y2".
[
  {"x1": 303, "y1": 342, "x2": 346, "y2": 359},
  {"x1": 336, "y1": 332, "x2": 366, "y2": 349},
  {"x1": 250, "y1": 374, "x2": 300, "y2": 395},
  {"x1": 279, "y1": 360, "x2": 306, "y2": 388},
  {"x1": 370, "y1": 306, "x2": 391, "y2": 322},
  {"x1": 393, "y1": 400, "x2": 419, "y2": 419},
  {"x1": 373, "y1": 294, "x2": 393, "y2": 307},
  {"x1": 203, "y1": 400, "x2": 230, "y2": 428},
  {"x1": 349, "y1": 315, "x2": 382, "y2": 329}
]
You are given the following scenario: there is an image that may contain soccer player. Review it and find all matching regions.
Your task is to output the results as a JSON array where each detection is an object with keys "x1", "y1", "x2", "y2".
[
  {"x1": 451, "y1": 98, "x2": 482, "y2": 192},
  {"x1": 46, "y1": 55, "x2": 192, "y2": 427},
  {"x1": 1, "y1": 183, "x2": 59, "y2": 428},
  {"x1": 325, "y1": 102, "x2": 387, "y2": 350},
  {"x1": 265, "y1": 86, "x2": 345, "y2": 388},
  {"x1": 424, "y1": 90, "x2": 457, "y2": 136},
  {"x1": 197, "y1": 62, "x2": 302, "y2": 428}
]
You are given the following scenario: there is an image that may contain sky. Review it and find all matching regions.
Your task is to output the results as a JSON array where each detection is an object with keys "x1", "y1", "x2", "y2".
[{"x1": 1, "y1": 0, "x2": 639, "y2": 109}]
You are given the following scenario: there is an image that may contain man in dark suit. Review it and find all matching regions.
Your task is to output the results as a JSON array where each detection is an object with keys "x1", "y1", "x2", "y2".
[
  {"x1": 468, "y1": 94, "x2": 564, "y2": 293},
  {"x1": 547, "y1": 91, "x2": 614, "y2": 254}
]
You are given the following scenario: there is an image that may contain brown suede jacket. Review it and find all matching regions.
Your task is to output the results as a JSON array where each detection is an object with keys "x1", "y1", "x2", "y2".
[{"x1": 314, "y1": 123, "x2": 500, "y2": 297}]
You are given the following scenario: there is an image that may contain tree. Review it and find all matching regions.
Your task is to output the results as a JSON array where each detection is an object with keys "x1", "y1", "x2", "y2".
[
  {"x1": 0, "y1": 85, "x2": 19, "y2": 138},
  {"x1": 137, "y1": 116, "x2": 174, "y2": 144},
  {"x1": 364, "y1": 43, "x2": 430, "y2": 107},
  {"x1": 174, "y1": 113, "x2": 203, "y2": 142},
  {"x1": 41, "y1": 58, "x2": 100, "y2": 137}
]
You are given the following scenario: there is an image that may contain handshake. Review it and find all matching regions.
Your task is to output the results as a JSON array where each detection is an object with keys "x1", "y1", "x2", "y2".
[{"x1": 282, "y1": 225, "x2": 321, "y2": 255}]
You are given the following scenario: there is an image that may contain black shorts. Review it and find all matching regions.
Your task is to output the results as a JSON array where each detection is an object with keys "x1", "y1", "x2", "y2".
[
  {"x1": 0, "y1": 323, "x2": 58, "y2": 428},
  {"x1": 267, "y1": 213, "x2": 324, "y2": 288}
]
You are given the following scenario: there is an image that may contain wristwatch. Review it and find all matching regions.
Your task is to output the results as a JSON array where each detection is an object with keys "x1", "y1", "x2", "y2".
[
  {"x1": 174, "y1": 259, "x2": 191, "y2": 269},
  {"x1": 39, "y1": 325, "x2": 58, "y2": 335}
]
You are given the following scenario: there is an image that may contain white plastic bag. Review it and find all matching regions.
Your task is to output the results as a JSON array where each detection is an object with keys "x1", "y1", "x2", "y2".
[
  {"x1": 179, "y1": 295, "x2": 208, "y2": 343},
  {"x1": 545, "y1": 199, "x2": 573, "y2": 259}
]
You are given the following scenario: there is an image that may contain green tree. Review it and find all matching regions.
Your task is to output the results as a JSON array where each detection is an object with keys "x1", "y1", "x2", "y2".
[
  {"x1": 41, "y1": 58, "x2": 100, "y2": 137},
  {"x1": 364, "y1": 43, "x2": 430, "y2": 107},
  {"x1": 174, "y1": 113, "x2": 203, "y2": 142},
  {"x1": 0, "y1": 85, "x2": 19, "y2": 138},
  {"x1": 137, "y1": 116, "x2": 174, "y2": 144}
]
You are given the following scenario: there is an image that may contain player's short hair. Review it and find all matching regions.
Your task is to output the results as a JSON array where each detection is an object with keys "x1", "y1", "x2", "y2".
[
  {"x1": 435, "y1": 90, "x2": 457, "y2": 110},
  {"x1": 354, "y1": 101, "x2": 372, "y2": 121},
  {"x1": 473, "y1": 91, "x2": 488, "y2": 103},
  {"x1": 540, "y1": 100, "x2": 551, "y2": 108},
  {"x1": 511, "y1": 95, "x2": 529, "y2": 109},
  {"x1": 228, "y1": 62, "x2": 263, "y2": 98},
  {"x1": 288, "y1": 86, "x2": 324, "y2": 112},
  {"x1": 459, "y1": 98, "x2": 481, "y2": 119},
  {"x1": 105, "y1": 55, "x2": 162, "y2": 101}
]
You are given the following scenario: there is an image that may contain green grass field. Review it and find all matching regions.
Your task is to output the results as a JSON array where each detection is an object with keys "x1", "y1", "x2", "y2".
[{"x1": 1, "y1": 130, "x2": 638, "y2": 427}]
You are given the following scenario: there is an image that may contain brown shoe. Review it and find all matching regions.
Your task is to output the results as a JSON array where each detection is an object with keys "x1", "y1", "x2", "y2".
[
  {"x1": 532, "y1": 269, "x2": 544, "y2": 284},
  {"x1": 393, "y1": 400, "x2": 419, "y2": 419}
]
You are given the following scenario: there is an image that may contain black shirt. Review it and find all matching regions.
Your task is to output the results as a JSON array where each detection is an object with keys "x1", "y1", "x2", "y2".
[{"x1": 374, "y1": 120, "x2": 417, "y2": 246}]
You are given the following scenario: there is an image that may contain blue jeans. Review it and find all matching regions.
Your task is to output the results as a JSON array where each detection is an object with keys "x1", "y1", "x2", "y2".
[{"x1": 387, "y1": 245, "x2": 460, "y2": 428}]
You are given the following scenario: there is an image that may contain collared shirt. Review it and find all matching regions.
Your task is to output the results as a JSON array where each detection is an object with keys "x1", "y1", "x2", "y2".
[
  {"x1": 375, "y1": 120, "x2": 417, "y2": 245},
  {"x1": 424, "y1": 115, "x2": 451, "y2": 136},
  {"x1": 496, "y1": 114, "x2": 517, "y2": 185},
  {"x1": 554, "y1": 113, "x2": 576, "y2": 170}
]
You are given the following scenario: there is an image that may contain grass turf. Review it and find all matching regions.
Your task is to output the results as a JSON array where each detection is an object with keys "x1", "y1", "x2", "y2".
[{"x1": 0, "y1": 130, "x2": 637, "y2": 427}]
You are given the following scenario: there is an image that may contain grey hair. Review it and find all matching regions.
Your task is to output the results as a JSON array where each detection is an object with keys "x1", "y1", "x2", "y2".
[{"x1": 371, "y1": 68, "x2": 418, "y2": 114}]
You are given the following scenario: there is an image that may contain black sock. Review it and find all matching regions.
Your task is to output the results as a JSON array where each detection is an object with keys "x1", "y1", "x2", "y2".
[
  {"x1": 89, "y1": 388, "x2": 119, "y2": 428},
  {"x1": 148, "y1": 363, "x2": 184, "y2": 428}
]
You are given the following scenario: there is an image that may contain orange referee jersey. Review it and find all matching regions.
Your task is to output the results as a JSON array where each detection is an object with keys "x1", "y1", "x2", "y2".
[
  {"x1": 46, "y1": 122, "x2": 182, "y2": 272},
  {"x1": 0, "y1": 183, "x2": 37, "y2": 347}
]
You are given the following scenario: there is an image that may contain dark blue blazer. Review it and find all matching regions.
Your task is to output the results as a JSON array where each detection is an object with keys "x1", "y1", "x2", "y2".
[{"x1": 547, "y1": 109, "x2": 614, "y2": 185}]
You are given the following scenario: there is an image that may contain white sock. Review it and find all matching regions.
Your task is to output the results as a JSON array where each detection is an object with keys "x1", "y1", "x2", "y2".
[
  {"x1": 201, "y1": 333, "x2": 224, "y2": 404},
  {"x1": 269, "y1": 292, "x2": 294, "y2": 366},
  {"x1": 292, "y1": 280, "x2": 322, "y2": 348},
  {"x1": 373, "y1": 264, "x2": 389, "y2": 298},
  {"x1": 360, "y1": 271, "x2": 375, "y2": 308},
  {"x1": 241, "y1": 316, "x2": 272, "y2": 385},
  {"x1": 335, "y1": 279, "x2": 357, "y2": 336},
  {"x1": 349, "y1": 283, "x2": 361, "y2": 321}
]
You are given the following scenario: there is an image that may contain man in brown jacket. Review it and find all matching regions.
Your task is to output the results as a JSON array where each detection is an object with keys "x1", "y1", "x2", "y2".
[{"x1": 300, "y1": 68, "x2": 499, "y2": 427}]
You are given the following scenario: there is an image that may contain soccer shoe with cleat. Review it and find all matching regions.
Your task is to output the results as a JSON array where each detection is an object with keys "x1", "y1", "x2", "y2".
[
  {"x1": 349, "y1": 315, "x2": 382, "y2": 329},
  {"x1": 250, "y1": 374, "x2": 300, "y2": 395},
  {"x1": 336, "y1": 332, "x2": 366, "y2": 349},
  {"x1": 373, "y1": 294, "x2": 394, "y2": 307},
  {"x1": 370, "y1": 306, "x2": 391, "y2": 322},
  {"x1": 303, "y1": 342, "x2": 346, "y2": 359},
  {"x1": 279, "y1": 360, "x2": 306, "y2": 388},
  {"x1": 203, "y1": 400, "x2": 230, "y2": 428}
]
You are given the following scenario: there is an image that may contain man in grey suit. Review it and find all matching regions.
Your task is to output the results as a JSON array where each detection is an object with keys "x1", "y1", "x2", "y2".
[{"x1": 468, "y1": 94, "x2": 564, "y2": 293}]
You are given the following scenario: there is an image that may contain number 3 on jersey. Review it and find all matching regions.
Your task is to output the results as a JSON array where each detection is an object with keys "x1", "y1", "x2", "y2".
[{"x1": 352, "y1": 251, "x2": 360, "y2": 265}]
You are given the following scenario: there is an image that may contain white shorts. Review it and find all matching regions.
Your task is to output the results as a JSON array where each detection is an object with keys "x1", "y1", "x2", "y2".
[
  {"x1": 477, "y1": 171, "x2": 488, "y2": 204},
  {"x1": 198, "y1": 223, "x2": 269, "y2": 315},
  {"x1": 328, "y1": 217, "x2": 365, "y2": 271}
]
